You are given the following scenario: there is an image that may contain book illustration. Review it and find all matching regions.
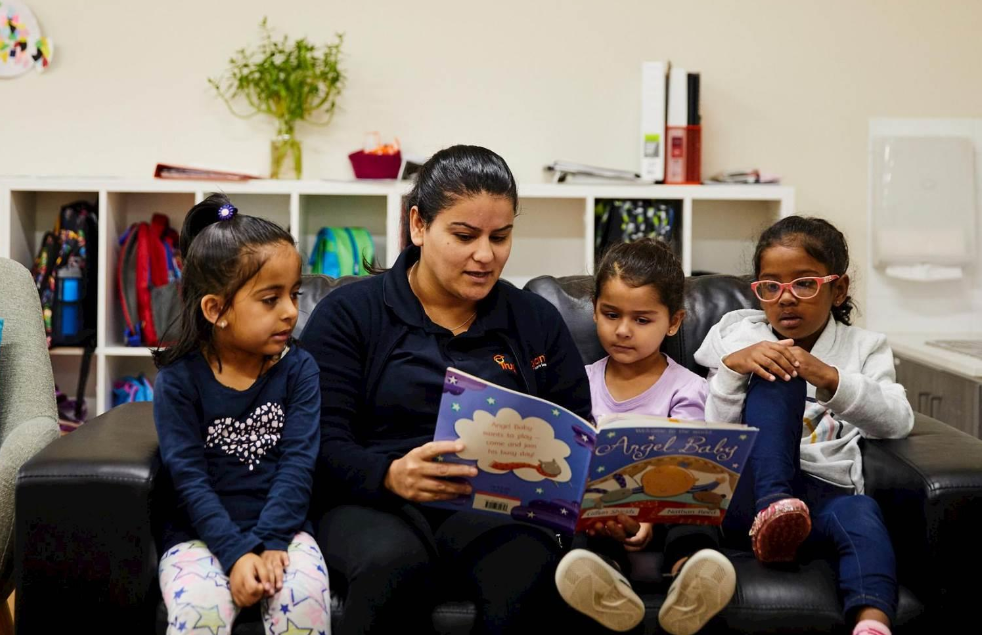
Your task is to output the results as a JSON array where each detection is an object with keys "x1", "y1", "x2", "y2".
[
  {"x1": 454, "y1": 406, "x2": 573, "y2": 484},
  {"x1": 583, "y1": 456, "x2": 734, "y2": 509},
  {"x1": 432, "y1": 368, "x2": 596, "y2": 533}
]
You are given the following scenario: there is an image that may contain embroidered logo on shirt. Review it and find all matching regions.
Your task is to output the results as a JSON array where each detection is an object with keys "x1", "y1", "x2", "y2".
[
  {"x1": 531, "y1": 354, "x2": 547, "y2": 371},
  {"x1": 206, "y1": 402, "x2": 285, "y2": 471},
  {"x1": 494, "y1": 354, "x2": 517, "y2": 374}
]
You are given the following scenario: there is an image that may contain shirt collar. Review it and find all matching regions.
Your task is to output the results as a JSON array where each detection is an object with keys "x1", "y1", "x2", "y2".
[{"x1": 382, "y1": 246, "x2": 511, "y2": 333}]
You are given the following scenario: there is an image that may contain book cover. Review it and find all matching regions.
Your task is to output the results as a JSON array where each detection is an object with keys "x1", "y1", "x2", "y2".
[
  {"x1": 577, "y1": 414, "x2": 757, "y2": 529},
  {"x1": 429, "y1": 368, "x2": 757, "y2": 534},
  {"x1": 430, "y1": 368, "x2": 597, "y2": 534}
]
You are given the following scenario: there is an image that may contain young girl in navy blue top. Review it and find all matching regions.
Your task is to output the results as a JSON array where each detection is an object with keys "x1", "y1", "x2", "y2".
[{"x1": 153, "y1": 194, "x2": 329, "y2": 635}]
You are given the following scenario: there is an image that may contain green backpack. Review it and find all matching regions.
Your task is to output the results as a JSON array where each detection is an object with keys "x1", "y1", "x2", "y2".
[{"x1": 309, "y1": 227, "x2": 376, "y2": 277}]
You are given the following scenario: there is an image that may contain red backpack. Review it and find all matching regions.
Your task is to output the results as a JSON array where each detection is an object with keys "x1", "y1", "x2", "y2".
[{"x1": 117, "y1": 214, "x2": 182, "y2": 347}]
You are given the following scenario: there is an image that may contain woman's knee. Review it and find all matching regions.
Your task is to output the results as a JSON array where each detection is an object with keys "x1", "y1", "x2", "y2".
[{"x1": 317, "y1": 505, "x2": 434, "y2": 581}]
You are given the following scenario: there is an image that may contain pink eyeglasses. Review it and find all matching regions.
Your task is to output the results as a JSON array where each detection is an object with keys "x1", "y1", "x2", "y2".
[{"x1": 751, "y1": 275, "x2": 839, "y2": 302}]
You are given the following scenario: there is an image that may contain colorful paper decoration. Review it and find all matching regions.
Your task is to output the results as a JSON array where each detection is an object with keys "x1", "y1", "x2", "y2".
[{"x1": 1, "y1": 1, "x2": 53, "y2": 78}]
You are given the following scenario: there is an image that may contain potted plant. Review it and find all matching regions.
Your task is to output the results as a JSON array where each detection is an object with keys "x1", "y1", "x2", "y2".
[{"x1": 209, "y1": 19, "x2": 345, "y2": 179}]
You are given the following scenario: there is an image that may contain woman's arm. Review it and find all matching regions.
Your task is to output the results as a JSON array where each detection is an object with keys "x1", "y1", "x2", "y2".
[{"x1": 300, "y1": 292, "x2": 396, "y2": 501}]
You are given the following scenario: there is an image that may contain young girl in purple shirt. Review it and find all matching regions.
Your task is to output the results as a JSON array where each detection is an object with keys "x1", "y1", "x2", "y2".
[{"x1": 556, "y1": 239, "x2": 735, "y2": 635}]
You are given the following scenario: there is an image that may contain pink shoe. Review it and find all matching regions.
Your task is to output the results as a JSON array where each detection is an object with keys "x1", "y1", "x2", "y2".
[
  {"x1": 853, "y1": 619, "x2": 892, "y2": 635},
  {"x1": 749, "y1": 497, "x2": 811, "y2": 563}
]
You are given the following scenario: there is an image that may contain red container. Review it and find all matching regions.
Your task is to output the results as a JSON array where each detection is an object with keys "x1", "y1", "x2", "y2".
[{"x1": 349, "y1": 150, "x2": 402, "y2": 179}]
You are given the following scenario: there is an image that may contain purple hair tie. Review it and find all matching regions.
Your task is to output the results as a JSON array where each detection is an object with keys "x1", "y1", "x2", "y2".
[{"x1": 217, "y1": 203, "x2": 237, "y2": 221}]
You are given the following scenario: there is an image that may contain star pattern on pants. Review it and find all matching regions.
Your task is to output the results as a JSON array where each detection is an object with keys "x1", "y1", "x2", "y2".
[
  {"x1": 279, "y1": 569, "x2": 330, "y2": 615},
  {"x1": 279, "y1": 619, "x2": 313, "y2": 635},
  {"x1": 171, "y1": 556, "x2": 229, "y2": 589},
  {"x1": 191, "y1": 604, "x2": 227, "y2": 635}
]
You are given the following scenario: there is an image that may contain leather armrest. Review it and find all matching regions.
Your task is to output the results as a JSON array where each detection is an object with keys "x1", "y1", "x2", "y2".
[
  {"x1": 15, "y1": 402, "x2": 164, "y2": 633},
  {"x1": 863, "y1": 413, "x2": 982, "y2": 623}
]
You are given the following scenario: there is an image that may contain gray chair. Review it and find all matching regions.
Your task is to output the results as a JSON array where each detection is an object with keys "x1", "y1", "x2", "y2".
[{"x1": 0, "y1": 258, "x2": 59, "y2": 633}]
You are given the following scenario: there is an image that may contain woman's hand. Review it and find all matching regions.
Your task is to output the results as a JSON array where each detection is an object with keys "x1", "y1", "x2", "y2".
[
  {"x1": 723, "y1": 340, "x2": 799, "y2": 382},
  {"x1": 230, "y1": 553, "x2": 270, "y2": 608},
  {"x1": 586, "y1": 516, "x2": 654, "y2": 552},
  {"x1": 789, "y1": 346, "x2": 839, "y2": 393},
  {"x1": 384, "y1": 441, "x2": 479, "y2": 502},
  {"x1": 261, "y1": 550, "x2": 289, "y2": 596}
]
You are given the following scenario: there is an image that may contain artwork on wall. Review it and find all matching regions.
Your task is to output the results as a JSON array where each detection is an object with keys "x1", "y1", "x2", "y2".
[{"x1": 1, "y1": 0, "x2": 53, "y2": 78}]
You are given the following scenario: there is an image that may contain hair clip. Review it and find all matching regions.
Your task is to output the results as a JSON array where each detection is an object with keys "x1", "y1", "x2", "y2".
[{"x1": 217, "y1": 203, "x2": 238, "y2": 221}]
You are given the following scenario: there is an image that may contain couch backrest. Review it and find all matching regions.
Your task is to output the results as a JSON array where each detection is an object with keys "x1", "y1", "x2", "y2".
[
  {"x1": 296, "y1": 272, "x2": 759, "y2": 377},
  {"x1": 295, "y1": 274, "x2": 362, "y2": 337}
]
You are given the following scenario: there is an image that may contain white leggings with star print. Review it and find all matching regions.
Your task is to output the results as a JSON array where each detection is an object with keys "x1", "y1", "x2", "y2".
[{"x1": 159, "y1": 532, "x2": 331, "y2": 635}]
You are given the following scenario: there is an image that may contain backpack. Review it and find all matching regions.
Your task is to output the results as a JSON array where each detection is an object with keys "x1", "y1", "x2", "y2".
[
  {"x1": 308, "y1": 226, "x2": 376, "y2": 277},
  {"x1": 117, "y1": 213, "x2": 182, "y2": 347},
  {"x1": 594, "y1": 199, "x2": 680, "y2": 262},
  {"x1": 30, "y1": 200, "x2": 99, "y2": 348},
  {"x1": 111, "y1": 373, "x2": 155, "y2": 407}
]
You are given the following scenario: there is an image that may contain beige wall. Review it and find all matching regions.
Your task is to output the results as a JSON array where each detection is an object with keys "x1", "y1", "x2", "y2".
[{"x1": 5, "y1": 0, "x2": 982, "y2": 313}]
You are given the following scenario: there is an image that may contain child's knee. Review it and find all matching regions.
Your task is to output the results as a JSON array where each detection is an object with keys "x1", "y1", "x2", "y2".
[
  {"x1": 282, "y1": 568, "x2": 330, "y2": 601},
  {"x1": 837, "y1": 494, "x2": 884, "y2": 521},
  {"x1": 747, "y1": 374, "x2": 807, "y2": 401}
]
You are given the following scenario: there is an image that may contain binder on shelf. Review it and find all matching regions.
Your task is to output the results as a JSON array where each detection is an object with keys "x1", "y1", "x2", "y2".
[
  {"x1": 687, "y1": 73, "x2": 701, "y2": 126},
  {"x1": 666, "y1": 68, "x2": 701, "y2": 184},
  {"x1": 667, "y1": 66, "x2": 688, "y2": 128},
  {"x1": 640, "y1": 61, "x2": 668, "y2": 183}
]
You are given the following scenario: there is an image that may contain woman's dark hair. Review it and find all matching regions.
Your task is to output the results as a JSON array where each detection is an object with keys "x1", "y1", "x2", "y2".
[
  {"x1": 152, "y1": 193, "x2": 296, "y2": 368},
  {"x1": 752, "y1": 215, "x2": 855, "y2": 325},
  {"x1": 594, "y1": 238, "x2": 685, "y2": 316},
  {"x1": 401, "y1": 145, "x2": 518, "y2": 247}
]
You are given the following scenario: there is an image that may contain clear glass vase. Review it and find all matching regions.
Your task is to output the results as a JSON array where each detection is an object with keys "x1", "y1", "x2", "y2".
[{"x1": 270, "y1": 130, "x2": 302, "y2": 179}]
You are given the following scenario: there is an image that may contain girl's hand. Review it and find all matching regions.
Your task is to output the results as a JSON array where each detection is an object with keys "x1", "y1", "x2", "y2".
[
  {"x1": 261, "y1": 550, "x2": 290, "y2": 595},
  {"x1": 789, "y1": 347, "x2": 839, "y2": 393},
  {"x1": 384, "y1": 441, "x2": 479, "y2": 502},
  {"x1": 230, "y1": 553, "x2": 270, "y2": 608},
  {"x1": 586, "y1": 516, "x2": 654, "y2": 552},
  {"x1": 723, "y1": 340, "x2": 799, "y2": 382}
]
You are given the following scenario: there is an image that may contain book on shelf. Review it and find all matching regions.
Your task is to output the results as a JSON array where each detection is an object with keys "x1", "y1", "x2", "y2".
[
  {"x1": 545, "y1": 161, "x2": 644, "y2": 184},
  {"x1": 154, "y1": 163, "x2": 261, "y2": 181},
  {"x1": 426, "y1": 368, "x2": 758, "y2": 533}
]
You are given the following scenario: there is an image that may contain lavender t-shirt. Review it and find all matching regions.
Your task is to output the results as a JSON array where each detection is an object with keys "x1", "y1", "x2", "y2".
[{"x1": 585, "y1": 354, "x2": 708, "y2": 423}]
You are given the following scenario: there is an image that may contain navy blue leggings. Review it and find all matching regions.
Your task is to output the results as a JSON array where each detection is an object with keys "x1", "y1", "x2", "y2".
[{"x1": 723, "y1": 375, "x2": 898, "y2": 622}]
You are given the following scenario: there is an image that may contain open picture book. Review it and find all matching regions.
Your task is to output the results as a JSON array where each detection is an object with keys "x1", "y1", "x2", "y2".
[{"x1": 428, "y1": 368, "x2": 758, "y2": 534}]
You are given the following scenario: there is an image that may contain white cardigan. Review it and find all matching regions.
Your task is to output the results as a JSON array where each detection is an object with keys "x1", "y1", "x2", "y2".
[{"x1": 693, "y1": 309, "x2": 914, "y2": 493}]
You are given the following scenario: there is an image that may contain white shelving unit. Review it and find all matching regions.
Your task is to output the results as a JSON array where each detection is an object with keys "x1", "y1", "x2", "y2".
[{"x1": 1, "y1": 177, "x2": 793, "y2": 417}]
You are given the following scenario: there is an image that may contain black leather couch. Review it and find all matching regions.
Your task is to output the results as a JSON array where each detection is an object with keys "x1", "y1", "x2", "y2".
[{"x1": 15, "y1": 274, "x2": 982, "y2": 634}]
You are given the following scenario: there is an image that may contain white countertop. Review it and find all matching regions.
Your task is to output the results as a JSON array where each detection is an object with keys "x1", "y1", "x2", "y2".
[{"x1": 887, "y1": 333, "x2": 982, "y2": 379}]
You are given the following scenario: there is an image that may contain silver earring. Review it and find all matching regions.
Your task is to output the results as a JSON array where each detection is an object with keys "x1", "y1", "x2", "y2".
[{"x1": 218, "y1": 320, "x2": 227, "y2": 329}]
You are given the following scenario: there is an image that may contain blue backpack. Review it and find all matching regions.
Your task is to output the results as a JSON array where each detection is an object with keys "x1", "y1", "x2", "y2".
[{"x1": 112, "y1": 374, "x2": 155, "y2": 408}]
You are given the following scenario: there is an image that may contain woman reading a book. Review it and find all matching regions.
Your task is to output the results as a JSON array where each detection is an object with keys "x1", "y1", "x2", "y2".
[{"x1": 301, "y1": 145, "x2": 593, "y2": 634}]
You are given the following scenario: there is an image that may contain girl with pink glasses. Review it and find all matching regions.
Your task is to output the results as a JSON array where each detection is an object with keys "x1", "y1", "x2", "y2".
[{"x1": 694, "y1": 216, "x2": 913, "y2": 635}]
